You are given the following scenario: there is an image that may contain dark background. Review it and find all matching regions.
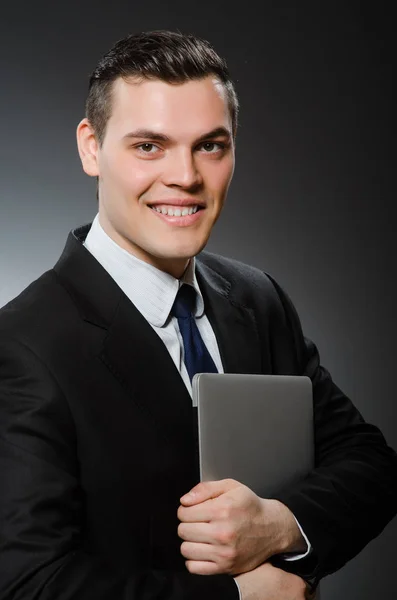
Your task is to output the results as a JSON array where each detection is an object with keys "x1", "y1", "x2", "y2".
[{"x1": 0, "y1": 1, "x2": 395, "y2": 598}]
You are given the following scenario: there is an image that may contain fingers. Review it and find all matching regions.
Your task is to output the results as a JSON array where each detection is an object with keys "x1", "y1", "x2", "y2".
[
  {"x1": 185, "y1": 560, "x2": 220, "y2": 575},
  {"x1": 178, "y1": 521, "x2": 214, "y2": 542},
  {"x1": 181, "y1": 542, "x2": 237, "y2": 575},
  {"x1": 180, "y1": 478, "x2": 239, "y2": 506},
  {"x1": 177, "y1": 501, "x2": 215, "y2": 523},
  {"x1": 178, "y1": 519, "x2": 238, "y2": 552},
  {"x1": 180, "y1": 541, "x2": 215, "y2": 561},
  {"x1": 178, "y1": 478, "x2": 243, "y2": 522}
]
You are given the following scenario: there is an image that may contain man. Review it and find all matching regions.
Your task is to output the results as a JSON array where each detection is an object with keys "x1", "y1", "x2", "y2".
[{"x1": 0, "y1": 30, "x2": 396, "y2": 600}]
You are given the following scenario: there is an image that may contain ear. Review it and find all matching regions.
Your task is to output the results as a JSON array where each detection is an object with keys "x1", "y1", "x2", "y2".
[{"x1": 76, "y1": 118, "x2": 100, "y2": 177}]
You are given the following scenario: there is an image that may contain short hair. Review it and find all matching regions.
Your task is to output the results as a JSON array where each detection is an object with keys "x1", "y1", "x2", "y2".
[{"x1": 85, "y1": 30, "x2": 239, "y2": 145}]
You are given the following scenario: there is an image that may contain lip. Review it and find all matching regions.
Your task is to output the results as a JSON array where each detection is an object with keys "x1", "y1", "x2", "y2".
[
  {"x1": 147, "y1": 198, "x2": 206, "y2": 208},
  {"x1": 149, "y1": 205, "x2": 204, "y2": 227}
]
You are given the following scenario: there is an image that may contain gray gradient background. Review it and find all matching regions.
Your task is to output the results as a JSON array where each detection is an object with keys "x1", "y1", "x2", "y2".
[{"x1": 1, "y1": 1, "x2": 395, "y2": 598}]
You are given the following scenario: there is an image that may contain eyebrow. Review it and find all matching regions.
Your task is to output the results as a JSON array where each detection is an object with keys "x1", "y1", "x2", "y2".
[{"x1": 122, "y1": 126, "x2": 232, "y2": 144}]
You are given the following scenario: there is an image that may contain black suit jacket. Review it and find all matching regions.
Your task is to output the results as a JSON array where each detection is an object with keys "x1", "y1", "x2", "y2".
[{"x1": 0, "y1": 223, "x2": 396, "y2": 600}]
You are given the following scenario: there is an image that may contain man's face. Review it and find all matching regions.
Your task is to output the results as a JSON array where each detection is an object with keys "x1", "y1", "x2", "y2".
[{"x1": 78, "y1": 76, "x2": 235, "y2": 277}]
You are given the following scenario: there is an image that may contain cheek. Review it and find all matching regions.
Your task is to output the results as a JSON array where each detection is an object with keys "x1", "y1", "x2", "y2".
[
  {"x1": 104, "y1": 154, "x2": 158, "y2": 194},
  {"x1": 123, "y1": 168, "x2": 155, "y2": 194},
  {"x1": 207, "y1": 162, "x2": 234, "y2": 196}
]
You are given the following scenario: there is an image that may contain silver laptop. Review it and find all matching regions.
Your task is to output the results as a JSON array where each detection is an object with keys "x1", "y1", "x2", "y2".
[
  {"x1": 193, "y1": 373, "x2": 320, "y2": 597},
  {"x1": 192, "y1": 373, "x2": 314, "y2": 498}
]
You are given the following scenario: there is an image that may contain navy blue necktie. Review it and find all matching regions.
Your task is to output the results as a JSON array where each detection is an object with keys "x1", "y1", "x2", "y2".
[{"x1": 172, "y1": 284, "x2": 218, "y2": 382}]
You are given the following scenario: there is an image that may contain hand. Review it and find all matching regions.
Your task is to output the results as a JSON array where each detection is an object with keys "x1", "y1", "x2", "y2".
[
  {"x1": 235, "y1": 562, "x2": 307, "y2": 600},
  {"x1": 177, "y1": 478, "x2": 306, "y2": 575}
]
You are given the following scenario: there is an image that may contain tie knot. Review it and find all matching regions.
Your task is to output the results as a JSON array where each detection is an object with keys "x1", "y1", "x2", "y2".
[{"x1": 171, "y1": 284, "x2": 196, "y2": 319}]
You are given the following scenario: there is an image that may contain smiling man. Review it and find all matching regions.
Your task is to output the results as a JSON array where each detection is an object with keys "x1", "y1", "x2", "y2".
[
  {"x1": 0, "y1": 30, "x2": 396, "y2": 600},
  {"x1": 77, "y1": 75, "x2": 235, "y2": 278}
]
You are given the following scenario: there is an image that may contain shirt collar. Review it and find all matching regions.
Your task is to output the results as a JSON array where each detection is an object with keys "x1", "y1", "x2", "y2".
[{"x1": 83, "y1": 213, "x2": 205, "y2": 327}]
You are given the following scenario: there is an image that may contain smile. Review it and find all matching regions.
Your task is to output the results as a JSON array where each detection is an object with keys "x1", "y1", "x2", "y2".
[
  {"x1": 148, "y1": 204, "x2": 204, "y2": 227},
  {"x1": 149, "y1": 205, "x2": 200, "y2": 217}
]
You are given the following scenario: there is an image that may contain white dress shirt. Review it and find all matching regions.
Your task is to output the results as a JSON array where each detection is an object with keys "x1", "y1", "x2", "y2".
[
  {"x1": 84, "y1": 214, "x2": 223, "y2": 396},
  {"x1": 83, "y1": 214, "x2": 311, "y2": 597}
]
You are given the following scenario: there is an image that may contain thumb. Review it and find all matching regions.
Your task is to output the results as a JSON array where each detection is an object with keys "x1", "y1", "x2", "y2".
[{"x1": 180, "y1": 478, "x2": 239, "y2": 505}]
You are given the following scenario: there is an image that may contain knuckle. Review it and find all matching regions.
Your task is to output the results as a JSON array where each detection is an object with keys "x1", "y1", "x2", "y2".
[
  {"x1": 217, "y1": 525, "x2": 235, "y2": 544},
  {"x1": 195, "y1": 482, "x2": 206, "y2": 494},
  {"x1": 223, "y1": 493, "x2": 235, "y2": 506},
  {"x1": 226, "y1": 478, "x2": 238, "y2": 487},
  {"x1": 218, "y1": 506, "x2": 232, "y2": 521},
  {"x1": 209, "y1": 565, "x2": 221, "y2": 575},
  {"x1": 220, "y1": 545, "x2": 237, "y2": 561}
]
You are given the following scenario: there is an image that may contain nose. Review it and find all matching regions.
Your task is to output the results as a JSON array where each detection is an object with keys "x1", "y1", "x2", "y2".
[{"x1": 161, "y1": 148, "x2": 203, "y2": 190}]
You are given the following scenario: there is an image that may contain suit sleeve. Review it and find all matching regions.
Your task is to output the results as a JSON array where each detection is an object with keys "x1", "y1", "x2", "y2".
[
  {"x1": 266, "y1": 276, "x2": 397, "y2": 583},
  {"x1": 0, "y1": 337, "x2": 238, "y2": 600}
]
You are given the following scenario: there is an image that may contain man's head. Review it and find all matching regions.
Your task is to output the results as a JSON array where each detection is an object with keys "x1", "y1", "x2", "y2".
[{"x1": 77, "y1": 30, "x2": 239, "y2": 277}]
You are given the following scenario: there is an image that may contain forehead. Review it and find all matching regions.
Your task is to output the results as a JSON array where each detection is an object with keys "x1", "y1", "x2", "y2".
[{"x1": 106, "y1": 76, "x2": 232, "y2": 139}]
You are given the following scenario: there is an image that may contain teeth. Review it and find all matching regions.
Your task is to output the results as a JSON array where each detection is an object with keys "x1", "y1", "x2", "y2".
[{"x1": 151, "y1": 204, "x2": 200, "y2": 217}]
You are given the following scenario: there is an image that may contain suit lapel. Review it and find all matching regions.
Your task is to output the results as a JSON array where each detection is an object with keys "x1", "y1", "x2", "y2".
[
  {"x1": 100, "y1": 293, "x2": 195, "y2": 453},
  {"x1": 101, "y1": 260, "x2": 263, "y2": 454},
  {"x1": 54, "y1": 224, "x2": 195, "y2": 454},
  {"x1": 55, "y1": 226, "x2": 262, "y2": 456},
  {"x1": 196, "y1": 258, "x2": 262, "y2": 375}
]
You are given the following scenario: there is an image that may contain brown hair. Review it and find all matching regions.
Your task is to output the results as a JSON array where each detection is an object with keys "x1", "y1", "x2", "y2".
[{"x1": 85, "y1": 30, "x2": 239, "y2": 145}]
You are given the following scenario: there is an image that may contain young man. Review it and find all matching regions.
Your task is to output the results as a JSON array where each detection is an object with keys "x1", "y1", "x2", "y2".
[{"x1": 0, "y1": 30, "x2": 396, "y2": 600}]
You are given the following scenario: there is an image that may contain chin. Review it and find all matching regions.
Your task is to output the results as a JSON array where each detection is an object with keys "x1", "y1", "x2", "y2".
[{"x1": 161, "y1": 240, "x2": 208, "y2": 261}]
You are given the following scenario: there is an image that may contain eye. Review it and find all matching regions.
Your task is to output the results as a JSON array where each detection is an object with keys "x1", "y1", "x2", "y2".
[
  {"x1": 136, "y1": 143, "x2": 160, "y2": 154},
  {"x1": 200, "y1": 141, "x2": 225, "y2": 153}
]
